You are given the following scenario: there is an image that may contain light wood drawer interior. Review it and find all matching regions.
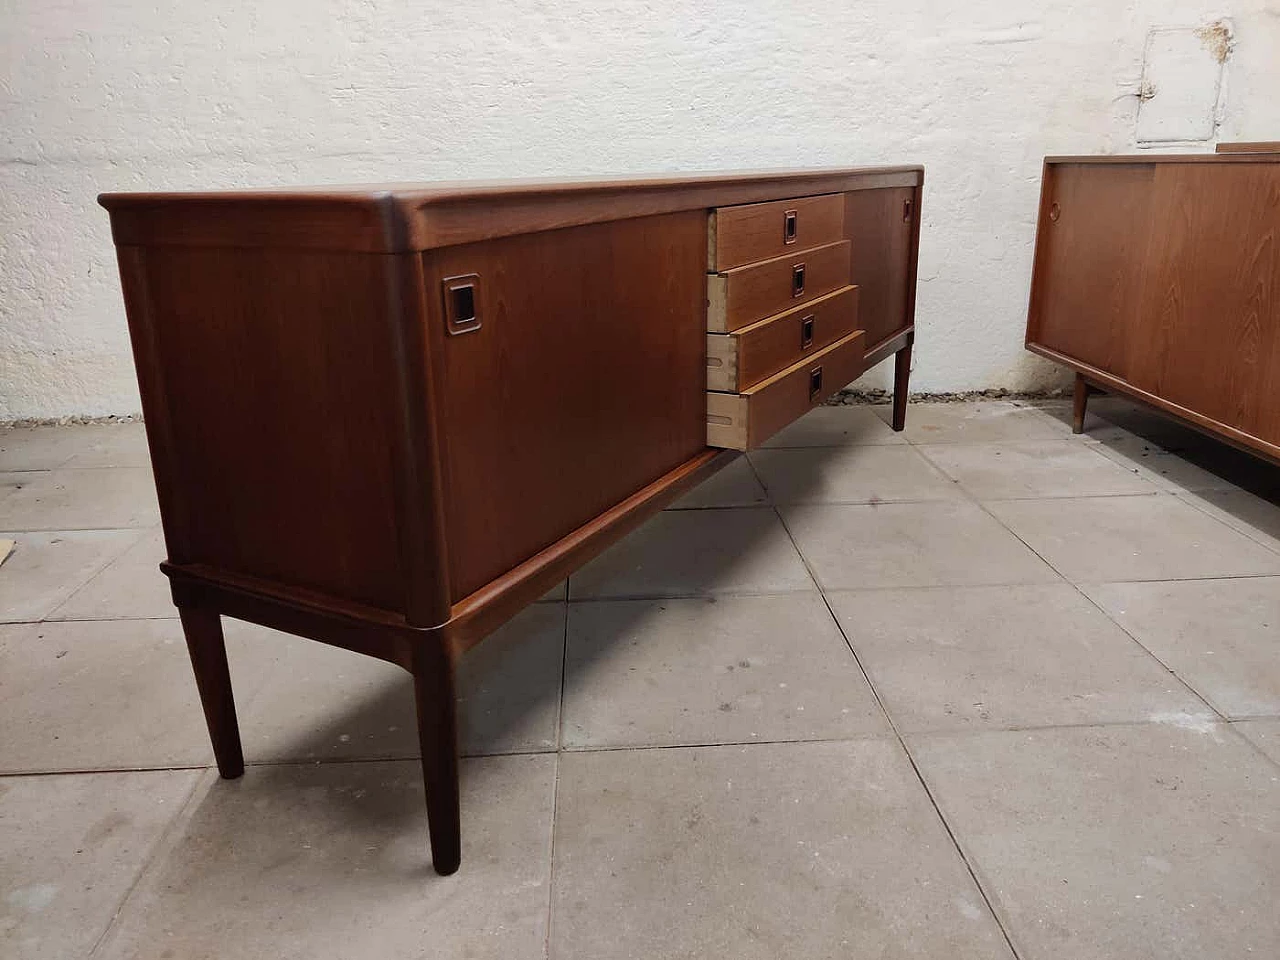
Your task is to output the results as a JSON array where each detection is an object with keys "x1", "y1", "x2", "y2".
[
  {"x1": 707, "y1": 329, "x2": 868, "y2": 450},
  {"x1": 707, "y1": 240, "x2": 852, "y2": 333},
  {"x1": 707, "y1": 285, "x2": 859, "y2": 392},
  {"x1": 708, "y1": 193, "x2": 845, "y2": 271}
]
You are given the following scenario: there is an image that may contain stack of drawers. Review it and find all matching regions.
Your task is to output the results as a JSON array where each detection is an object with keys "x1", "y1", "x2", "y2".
[{"x1": 704, "y1": 194, "x2": 866, "y2": 450}]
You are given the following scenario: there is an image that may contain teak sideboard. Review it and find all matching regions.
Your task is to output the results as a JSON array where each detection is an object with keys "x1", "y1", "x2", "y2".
[
  {"x1": 99, "y1": 167, "x2": 923, "y2": 874},
  {"x1": 1026, "y1": 149, "x2": 1280, "y2": 463}
]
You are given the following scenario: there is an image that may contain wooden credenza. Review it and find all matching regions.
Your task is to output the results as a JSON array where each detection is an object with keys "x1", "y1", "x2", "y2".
[
  {"x1": 99, "y1": 167, "x2": 923, "y2": 874},
  {"x1": 1025, "y1": 149, "x2": 1280, "y2": 462}
]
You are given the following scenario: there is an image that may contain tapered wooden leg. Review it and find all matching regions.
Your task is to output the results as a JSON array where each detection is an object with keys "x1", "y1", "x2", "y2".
[
  {"x1": 1072, "y1": 373, "x2": 1090, "y2": 434},
  {"x1": 178, "y1": 606, "x2": 244, "y2": 779},
  {"x1": 891, "y1": 334, "x2": 913, "y2": 432},
  {"x1": 412, "y1": 640, "x2": 461, "y2": 876}
]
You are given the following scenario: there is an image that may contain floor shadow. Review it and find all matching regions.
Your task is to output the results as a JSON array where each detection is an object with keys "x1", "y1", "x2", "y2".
[
  {"x1": 216, "y1": 447, "x2": 834, "y2": 835},
  {"x1": 1081, "y1": 396, "x2": 1280, "y2": 501}
]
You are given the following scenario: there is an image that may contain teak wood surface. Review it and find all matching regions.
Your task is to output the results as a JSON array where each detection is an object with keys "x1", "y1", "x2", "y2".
[
  {"x1": 707, "y1": 192, "x2": 845, "y2": 271},
  {"x1": 707, "y1": 240, "x2": 853, "y2": 333},
  {"x1": 1026, "y1": 154, "x2": 1280, "y2": 464},
  {"x1": 100, "y1": 166, "x2": 924, "y2": 874},
  {"x1": 706, "y1": 285, "x2": 860, "y2": 392}
]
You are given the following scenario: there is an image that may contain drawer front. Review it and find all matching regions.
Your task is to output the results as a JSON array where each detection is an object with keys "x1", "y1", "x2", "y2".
[
  {"x1": 707, "y1": 329, "x2": 868, "y2": 450},
  {"x1": 708, "y1": 240, "x2": 852, "y2": 333},
  {"x1": 708, "y1": 193, "x2": 845, "y2": 271},
  {"x1": 707, "y1": 285, "x2": 859, "y2": 392}
]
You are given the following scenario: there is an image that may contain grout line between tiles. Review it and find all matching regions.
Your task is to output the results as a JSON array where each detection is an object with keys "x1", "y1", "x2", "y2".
[
  {"x1": 544, "y1": 596, "x2": 571, "y2": 959},
  {"x1": 1170, "y1": 489, "x2": 1280, "y2": 558},
  {"x1": 934, "y1": 463, "x2": 1234, "y2": 727},
  {"x1": 751, "y1": 452, "x2": 1027, "y2": 960},
  {"x1": 86, "y1": 766, "x2": 214, "y2": 958}
]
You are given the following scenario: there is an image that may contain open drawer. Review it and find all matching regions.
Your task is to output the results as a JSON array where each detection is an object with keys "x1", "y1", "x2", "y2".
[{"x1": 706, "y1": 329, "x2": 867, "y2": 450}]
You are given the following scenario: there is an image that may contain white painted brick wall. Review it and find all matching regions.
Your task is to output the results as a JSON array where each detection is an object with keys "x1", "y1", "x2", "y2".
[{"x1": 3, "y1": 1, "x2": 1278, "y2": 418}]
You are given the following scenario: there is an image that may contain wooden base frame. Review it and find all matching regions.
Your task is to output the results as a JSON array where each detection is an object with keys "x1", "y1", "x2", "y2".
[
  {"x1": 1031, "y1": 345, "x2": 1280, "y2": 467},
  {"x1": 892, "y1": 332, "x2": 914, "y2": 432},
  {"x1": 170, "y1": 448, "x2": 733, "y2": 876}
]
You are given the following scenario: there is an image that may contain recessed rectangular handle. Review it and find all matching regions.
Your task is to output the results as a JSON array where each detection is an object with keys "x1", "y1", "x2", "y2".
[
  {"x1": 443, "y1": 274, "x2": 481, "y2": 335},
  {"x1": 903, "y1": 198, "x2": 913, "y2": 223},
  {"x1": 783, "y1": 209, "x2": 798, "y2": 244},
  {"x1": 792, "y1": 263, "x2": 806, "y2": 298},
  {"x1": 800, "y1": 315, "x2": 815, "y2": 349},
  {"x1": 809, "y1": 365, "x2": 824, "y2": 401}
]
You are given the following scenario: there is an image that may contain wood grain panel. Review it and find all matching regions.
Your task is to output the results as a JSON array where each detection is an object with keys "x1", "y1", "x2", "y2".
[
  {"x1": 129, "y1": 247, "x2": 412, "y2": 612},
  {"x1": 1127, "y1": 163, "x2": 1280, "y2": 442},
  {"x1": 707, "y1": 330, "x2": 868, "y2": 450},
  {"x1": 1216, "y1": 142, "x2": 1280, "y2": 154},
  {"x1": 1027, "y1": 162, "x2": 1157, "y2": 379},
  {"x1": 845, "y1": 186, "x2": 917, "y2": 352},
  {"x1": 100, "y1": 168, "x2": 924, "y2": 253},
  {"x1": 708, "y1": 194, "x2": 844, "y2": 271},
  {"x1": 424, "y1": 212, "x2": 708, "y2": 600},
  {"x1": 706, "y1": 286, "x2": 859, "y2": 392},
  {"x1": 707, "y1": 240, "x2": 851, "y2": 333}
]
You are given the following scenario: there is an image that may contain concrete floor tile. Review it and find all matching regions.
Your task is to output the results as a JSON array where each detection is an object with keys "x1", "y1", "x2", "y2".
[
  {"x1": 0, "y1": 468, "x2": 159, "y2": 531},
  {"x1": 562, "y1": 596, "x2": 886, "y2": 748},
  {"x1": 551, "y1": 740, "x2": 1014, "y2": 960},
  {"x1": 238, "y1": 604, "x2": 565, "y2": 762},
  {"x1": 1176, "y1": 488, "x2": 1280, "y2": 554},
  {"x1": 1233, "y1": 719, "x2": 1280, "y2": 766},
  {"x1": 1090, "y1": 435, "x2": 1249, "y2": 494},
  {"x1": 94, "y1": 756, "x2": 555, "y2": 960},
  {"x1": 782, "y1": 501, "x2": 1058, "y2": 590},
  {"x1": 58, "y1": 422, "x2": 151, "y2": 469},
  {"x1": 47, "y1": 528, "x2": 172, "y2": 621},
  {"x1": 668, "y1": 456, "x2": 767, "y2": 509},
  {"x1": 0, "y1": 618, "x2": 270, "y2": 773},
  {"x1": 987, "y1": 495, "x2": 1280, "y2": 582},
  {"x1": 910, "y1": 723, "x2": 1280, "y2": 960},
  {"x1": 1, "y1": 471, "x2": 45, "y2": 501},
  {"x1": 832, "y1": 584, "x2": 1210, "y2": 733},
  {"x1": 750, "y1": 444, "x2": 961, "y2": 504},
  {"x1": 569, "y1": 508, "x2": 814, "y2": 600},
  {"x1": 918, "y1": 440, "x2": 1157, "y2": 500},
  {"x1": 1083, "y1": 578, "x2": 1280, "y2": 719},
  {"x1": 0, "y1": 529, "x2": 141, "y2": 622},
  {"x1": 1019, "y1": 399, "x2": 1111, "y2": 436},
  {"x1": 759, "y1": 405, "x2": 907, "y2": 448},
  {"x1": 0, "y1": 424, "x2": 142, "y2": 472},
  {"x1": 0, "y1": 769, "x2": 201, "y2": 960},
  {"x1": 877, "y1": 401, "x2": 1070, "y2": 444}
]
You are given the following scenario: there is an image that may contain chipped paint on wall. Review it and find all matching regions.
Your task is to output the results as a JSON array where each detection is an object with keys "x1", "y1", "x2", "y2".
[{"x1": 1135, "y1": 20, "x2": 1234, "y2": 144}]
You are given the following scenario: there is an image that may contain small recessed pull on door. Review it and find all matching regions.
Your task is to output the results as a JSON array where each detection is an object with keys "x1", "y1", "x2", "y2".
[
  {"x1": 809, "y1": 365, "x2": 824, "y2": 400},
  {"x1": 443, "y1": 274, "x2": 482, "y2": 335},
  {"x1": 792, "y1": 263, "x2": 806, "y2": 298},
  {"x1": 800, "y1": 315, "x2": 815, "y2": 349},
  {"x1": 903, "y1": 198, "x2": 913, "y2": 223}
]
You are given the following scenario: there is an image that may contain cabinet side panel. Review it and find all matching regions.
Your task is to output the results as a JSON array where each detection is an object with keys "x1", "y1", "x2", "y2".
[
  {"x1": 1128, "y1": 163, "x2": 1280, "y2": 443},
  {"x1": 122, "y1": 246, "x2": 409, "y2": 612},
  {"x1": 425, "y1": 212, "x2": 708, "y2": 600},
  {"x1": 1027, "y1": 163, "x2": 1156, "y2": 379},
  {"x1": 845, "y1": 187, "x2": 916, "y2": 352}
]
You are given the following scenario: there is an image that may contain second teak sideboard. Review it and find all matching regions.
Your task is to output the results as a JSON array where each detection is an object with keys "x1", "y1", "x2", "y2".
[{"x1": 99, "y1": 167, "x2": 924, "y2": 874}]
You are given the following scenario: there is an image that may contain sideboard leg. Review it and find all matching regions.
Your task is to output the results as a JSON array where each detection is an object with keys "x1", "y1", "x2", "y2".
[
  {"x1": 178, "y1": 606, "x2": 244, "y2": 779},
  {"x1": 1072, "y1": 373, "x2": 1090, "y2": 435},
  {"x1": 412, "y1": 640, "x2": 462, "y2": 876},
  {"x1": 891, "y1": 335, "x2": 913, "y2": 432}
]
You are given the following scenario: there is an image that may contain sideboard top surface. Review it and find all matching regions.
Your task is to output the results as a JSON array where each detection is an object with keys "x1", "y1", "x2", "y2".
[
  {"x1": 98, "y1": 165, "x2": 924, "y2": 253},
  {"x1": 1044, "y1": 153, "x2": 1280, "y2": 166}
]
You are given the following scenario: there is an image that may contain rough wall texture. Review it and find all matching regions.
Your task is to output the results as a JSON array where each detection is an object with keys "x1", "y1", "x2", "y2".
[{"x1": 3, "y1": 1, "x2": 1279, "y2": 418}]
